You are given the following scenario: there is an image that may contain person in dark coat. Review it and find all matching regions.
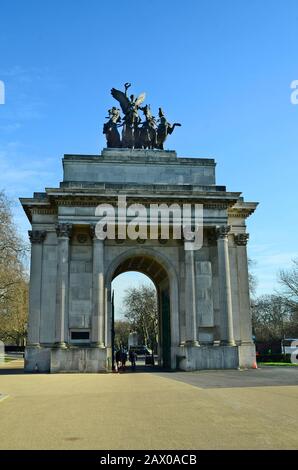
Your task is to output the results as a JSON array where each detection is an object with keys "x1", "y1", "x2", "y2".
[
  {"x1": 121, "y1": 349, "x2": 127, "y2": 371},
  {"x1": 115, "y1": 349, "x2": 122, "y2": 372},
  {"x1": 129, "y1": 350, "x2": 137, "y2": 371}
]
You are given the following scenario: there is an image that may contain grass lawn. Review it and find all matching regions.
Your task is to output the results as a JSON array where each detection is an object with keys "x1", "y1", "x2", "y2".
[{"x1": 258, "y1": 362, "x2": 298, "y2": 367}]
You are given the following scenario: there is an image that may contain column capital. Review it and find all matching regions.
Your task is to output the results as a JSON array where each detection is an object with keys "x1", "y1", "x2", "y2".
[
  {"x1": 234, "y1": 233, "x2": 249, "y2": 246},
  {"x1": 28, "y1": 230, "x2": 46, "y2": 244},
  {"x1": 216, "y1": 225, "x2": 231, "y2": 239},
  {"x1": 90, "y1": 224, "x2": 96, "y2": 240},
  {"x1": 90, "y1": 224, "x2": 105, "y2": 242},
  {"x1": 56, "y1": 223, "x2": 73, "y2": 238}
]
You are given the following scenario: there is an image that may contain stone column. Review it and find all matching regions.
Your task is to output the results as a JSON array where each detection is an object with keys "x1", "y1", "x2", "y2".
[
  {"x1": 184, "y1": 247, "x2": 199, "y2": 346},
  {"x1": 90, "y1": 226, "x2": 105, "y2": 347},
  {"x1": 217, "y1": 225, "x2": 235, "y2": 346},
  {"x1": 234, "y1": 233, "x2": 253, "y2": 344},
  {"x1": 55, "y1": 223, "x2": 72, "y2": 348},
  {"x1": 27, "y1": 230, "x2": 47, "y2": 346}
]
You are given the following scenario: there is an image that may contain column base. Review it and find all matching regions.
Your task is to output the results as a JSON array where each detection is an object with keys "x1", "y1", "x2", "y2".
[
  {"x1": 24, "y1": 346, "x2": 51, "y2": 373},
  {"x1": 238, "y1": 343, "x2": 256, "y2": 368},
  {"x1": 53, "y1": 342, "x2": 68, "y2": 349},
  {"x1": 240, "y1": 340, "x2": 255, "y2": 346},
  {"x1": 178, "y1": 344, "x2": 239, "y2": 371},
  {"x1": 220, "y1": 340, "x2": 236, "y2": 347},
  {"x1": 50, "y1": 347, "x2": 107, "y2": 373},
  {"x1": 184, "y1": 340, "x2": 200, "y2": 347},
  {"x1": 91, "y1": 342, "x2": 105, "y2": 348}
]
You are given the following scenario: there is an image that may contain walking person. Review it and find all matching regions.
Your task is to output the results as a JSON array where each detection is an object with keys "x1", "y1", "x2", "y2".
[
  {"x1": 129, "y1": 349, "x2": 137, "y2": 371},
  {"x1": 115, "y1": 349, "x2": 121, "y2": 372},
  {"x1": 121, "y1": 349, "x2": 127, "y2": 371}
]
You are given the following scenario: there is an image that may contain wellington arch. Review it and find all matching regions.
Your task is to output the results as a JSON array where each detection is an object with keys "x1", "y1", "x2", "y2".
[
  {"x1": 20, "y1": 146, "x2": 258, "y2": 373},
  {"x1": 20, "y1": 84, "x2": 258, "y2": 373}
]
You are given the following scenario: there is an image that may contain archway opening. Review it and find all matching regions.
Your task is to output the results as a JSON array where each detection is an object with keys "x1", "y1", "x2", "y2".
[{"x1": 110, "y1": 254, "x2": 171, "y2": 371}]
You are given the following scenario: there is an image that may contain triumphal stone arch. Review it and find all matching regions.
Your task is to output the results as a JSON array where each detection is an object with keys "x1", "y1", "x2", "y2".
[{"x1": 21, "y1": 85, "x2": 258, "y2": 373}]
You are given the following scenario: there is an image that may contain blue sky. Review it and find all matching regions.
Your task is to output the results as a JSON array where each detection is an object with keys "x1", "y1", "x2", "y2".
[{"x1": 1, "y1": 0, "x2": 298, "y2": 307}]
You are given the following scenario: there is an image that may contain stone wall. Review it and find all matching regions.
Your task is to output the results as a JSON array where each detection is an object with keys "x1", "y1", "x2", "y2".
[
  {"x1": 69, "y1": 229, "x2": 93, "y2": 332},
  {"x1": 62, "y1": 150, "x2": 216, "y2": 186},
  {"x1": 21, "y1": 149, "x2": 257, "y2": 373}
]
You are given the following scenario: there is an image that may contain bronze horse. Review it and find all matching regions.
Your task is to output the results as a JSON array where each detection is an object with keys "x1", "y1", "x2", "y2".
[
  {"x1": 103, "y1": 107, "x2": 121, "y2": 148},
  {"x1": 137, "y1": 105, "x2": 157, "y2": 149},
  {"x1": 156, "y1": 108, "x2": 181, "y2": 150},
  {"x1": 103, "y1": 84, "x2": 181, "y2": 149}
]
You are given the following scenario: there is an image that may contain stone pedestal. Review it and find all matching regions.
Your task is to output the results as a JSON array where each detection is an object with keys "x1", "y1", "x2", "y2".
[
  {"x1": 50, "y1": 347, "x2": 107, "y2": 373},
  {"x1": 178, "y1": 344, "x2": 238, "y2": 371},
  {"x1": 24, "y1": 346, "x2": 51, "y2": 373},
  {"x1": 238, "y1": 344, "x2": 257, "y2": 368}
]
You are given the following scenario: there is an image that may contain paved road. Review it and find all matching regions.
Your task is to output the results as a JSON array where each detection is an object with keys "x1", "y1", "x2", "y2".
[
  {"x1": 0, "y1": 362, "x2": 297, "y2": 450},
  {"x1": 157, "y1": 366, "x2": 298, "y2": 388}
]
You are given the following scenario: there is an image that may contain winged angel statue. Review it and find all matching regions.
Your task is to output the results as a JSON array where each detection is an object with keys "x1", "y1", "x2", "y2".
[{"x1": 103, "y1": 83, "x2": 181, "y2": 149}]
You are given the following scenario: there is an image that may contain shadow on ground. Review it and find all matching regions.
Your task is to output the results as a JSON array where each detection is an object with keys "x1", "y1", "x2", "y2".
[
  {"x1": 1, "y1": 359, "x2": 297, "y2": 389},
  {"x1": 156, "y1": 367, "x2": 298, "y2": 389}
]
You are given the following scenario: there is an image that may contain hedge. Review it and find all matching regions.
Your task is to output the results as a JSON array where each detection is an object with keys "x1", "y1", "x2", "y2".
[{"x1": 256, "y1": 353, "x2": 292, "y2": 363}]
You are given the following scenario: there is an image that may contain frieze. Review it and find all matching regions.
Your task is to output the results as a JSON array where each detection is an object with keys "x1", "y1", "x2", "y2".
[{"x1": 30, "y1": 208, "x2": 57, "y2": 215}]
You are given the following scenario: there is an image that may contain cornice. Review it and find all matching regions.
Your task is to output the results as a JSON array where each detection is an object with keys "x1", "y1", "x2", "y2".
[{"x1": 228, "y1": 201, "x2": 258, "y2": 219}]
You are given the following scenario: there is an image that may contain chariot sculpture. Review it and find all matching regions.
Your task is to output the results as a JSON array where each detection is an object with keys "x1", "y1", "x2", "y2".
[{"x1": 103, "y1": 83, "x2": 181, "y2": 149}]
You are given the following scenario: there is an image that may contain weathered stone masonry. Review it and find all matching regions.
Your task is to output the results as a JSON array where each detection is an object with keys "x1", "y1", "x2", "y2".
[{"x1": 21, "y1": 148, "x2": 257, "y2": 372}]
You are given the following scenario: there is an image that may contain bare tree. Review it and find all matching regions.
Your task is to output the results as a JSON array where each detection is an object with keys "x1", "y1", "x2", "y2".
[
  {"x1": 0, "y1": 278, "x2": 28, "y2": 346},
  {"x1": 279, "y1": 259, "x2": 298, "y2": 307},
  {"x1": 251, "y1": 294, "x2": 290, "y2": 342},
  {"x1": 114, "y1": 320, "x2": 131, "y2": 350},
  {"x1": 123, "y1": 284, "x2": 158, "y2": 352},
  {"x1": 0, "y1": 191, "x2": 27, "y2": 302},
  {"x1": 248, "y1": 258, "x2": 258, "y2": 298},
  {"x1": 278, "y1": 259, "x2": 298, "y2": 336},
  {"x1": 0, "y1": 190, "x2": 29, "y2": 345}
]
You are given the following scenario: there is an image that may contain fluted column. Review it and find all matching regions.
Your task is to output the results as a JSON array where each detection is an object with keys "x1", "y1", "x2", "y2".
[
  {"x1": 27, "y1": 230, "x2": 46, "y2": 346},
  {"x1": 90, "y1": 225, "x2": 105, "y2": 347},
  {"x1": 55, "y1": 223, "x2": 72, "y2": 348},
  {"x1": 184, "y1": 247, "x2": 199, "y2": 346},
  {"x1": 217, "y1": 225, "x2": 235, "y2": 346},
  {"x1": 234, "y1": 233, "x2": 253, "y2": 345}
]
